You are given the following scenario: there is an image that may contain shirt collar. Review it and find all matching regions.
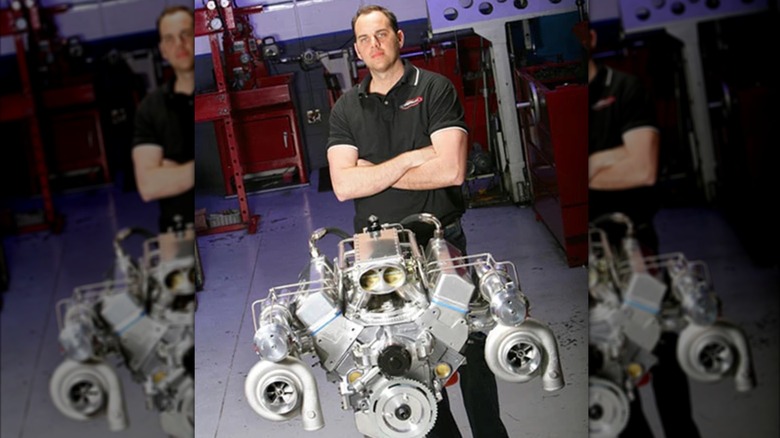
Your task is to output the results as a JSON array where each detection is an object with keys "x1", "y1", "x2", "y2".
[
  {"x1": 594, "y1": 64, "x2": 612, "y2": 87},
  {"x1": 358, "y1": 59, "x2": 419, "y2": 98}
]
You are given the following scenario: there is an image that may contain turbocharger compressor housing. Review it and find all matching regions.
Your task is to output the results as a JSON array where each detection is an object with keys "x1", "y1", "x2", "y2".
[
  {"x1": 245, "y1": 356, "x2": 324, "y2": 431},
  {"x1": 677, "y1": 320, "x2": 756, "y2": 391},
  {"x1": 49, "y1": 359, "x2": 128, "y2": 431},
  {"x1": 484, "y1": 318, "x2": 564, "y2": 391}
]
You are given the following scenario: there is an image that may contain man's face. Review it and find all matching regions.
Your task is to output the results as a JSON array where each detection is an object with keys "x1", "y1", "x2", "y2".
[
  {"x1": 159, "y1": 11, "x2": 194, "y2": 74},
  {"x1": 353, "y1": 11, "x2": 404, "y2": 74}
]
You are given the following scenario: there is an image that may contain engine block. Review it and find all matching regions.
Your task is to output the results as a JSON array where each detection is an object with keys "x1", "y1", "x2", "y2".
[
  {"x1": 245, "y1": 214, "x2": 564, "y2": 438},
  {"x1": 50, "y1": 225, "x2": 195, "y2": 437},
  {"x1": 587, "y1": 213, "x2": 756, "y2": 438}
]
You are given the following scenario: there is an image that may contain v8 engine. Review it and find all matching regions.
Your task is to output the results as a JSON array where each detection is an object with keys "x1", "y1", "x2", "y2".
[
  {"x1": 245, "y1": 213, "x2": 565, "y2": 438},
  {"x1": 588, "y1": 213, "x2": 756, "y2": 438},
  {"x1": 50, "y1": 224, "x2": 195, "y2": 437}
]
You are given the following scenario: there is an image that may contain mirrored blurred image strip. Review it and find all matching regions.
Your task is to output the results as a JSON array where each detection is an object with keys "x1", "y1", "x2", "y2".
[
  {"x1": 1, "y1": 1, "x2": 195, "y2": 437},
  {"x1": 587, "y1": 1, "x2": 778, "y2": 437}
]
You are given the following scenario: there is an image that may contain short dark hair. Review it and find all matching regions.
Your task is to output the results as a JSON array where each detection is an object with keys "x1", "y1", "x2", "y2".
[
  {"x1": 352, "y1": 5, "x2": 399, "y2": 35},
  {"x1": 156, "y1": 5, "x2": 194, "y2": 35}
]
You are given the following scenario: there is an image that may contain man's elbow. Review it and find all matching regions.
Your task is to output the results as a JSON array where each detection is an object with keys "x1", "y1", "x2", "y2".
[
  {"x1": 331, "y1": 182, "x2": 354, "y2": 202},
  {"x1": 447, "y1": 165, "x2": 466, "y2": 186},
  {"x1": 137, "y1": 185, "x2": 159, "y2": 202},
  {"x1": 643, "y1": 173, "x2": 657, "y2": 186},
  {"x1": 452, "y1": 170, "x2": 465, "y2": 186},
  {"x1": 135, "y1": 177, "x2": 164, "y2": 202},
  {"x1": 639, "y1": 166, "x2": 658, "y2": 187},
  {"x1": 333, "y1": 190, "x2": 351, "y2": 202}
]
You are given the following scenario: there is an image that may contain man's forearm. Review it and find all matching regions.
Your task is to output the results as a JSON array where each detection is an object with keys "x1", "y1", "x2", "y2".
[
  {"x1": 392, "y1": 146, "x2": 465, "y2": 190},
  {"x1": 136, "y1": 160, "x2": 194, "y2": 201},
  {"x1": 589, "y1": 148, "x2": 657, "y2": 190},
  {"x1": 589, "y1": 148, "x2": 627, "y2": 180},
  {"x1": 331, "y1": 149, "x2": 429, "y2": 201},
  {"x1": 590, "y1": 128, "x2": 659, "y2": 190}
]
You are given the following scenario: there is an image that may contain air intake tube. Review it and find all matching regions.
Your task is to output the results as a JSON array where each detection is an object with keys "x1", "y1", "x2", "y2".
[{"x1": 245, "y1": 356, "x2": 324, "y2": 431}]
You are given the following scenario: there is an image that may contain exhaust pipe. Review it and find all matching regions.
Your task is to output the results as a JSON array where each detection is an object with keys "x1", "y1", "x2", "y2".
[
  {"x1": 245, "y1": 356, "x2": 324, "y2": 431},
  {"x1": 49, "y1": 358, "x2": 128, "y2": 431},
  {"x1": 677, "y1": 320, "x2": 756, "y2": 392},
  {"x1": 484, "y1": 318, "x2": 564, "y2": 391}
]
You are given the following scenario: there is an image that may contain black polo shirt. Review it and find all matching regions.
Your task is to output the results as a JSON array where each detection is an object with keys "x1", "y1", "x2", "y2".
[
  {"x1": 588, "y1": 64, "x2": 660, "y2": 235},
  {"x1": 327, "y1": 60, "x2": 468, "y2": 239},
  {"x1": 132, "y1": 79, "x2": 194, "y2": 232}
]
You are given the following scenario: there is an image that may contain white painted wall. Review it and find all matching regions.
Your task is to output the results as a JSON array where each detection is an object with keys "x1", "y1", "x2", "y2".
[
  {"x1": 194, "y1": 0, "x2": 429, "y2": 56},
  {"x1": 589, "y1": 0, "x2": 621, "y2": 22},
  {"x1": 1, "y1": 0, "x2": 193, "y2": 56}
]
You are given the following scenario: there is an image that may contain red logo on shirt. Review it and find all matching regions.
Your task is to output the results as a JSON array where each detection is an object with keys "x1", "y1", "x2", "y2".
[
  {"x1": 400, "y1": 96, "x2": 423, "y2": 110},
  {"x1": 592, "y1": 96, "x2": 616, "y2": 110}
]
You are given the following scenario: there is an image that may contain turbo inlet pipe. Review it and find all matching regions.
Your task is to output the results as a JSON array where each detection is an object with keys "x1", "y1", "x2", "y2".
[
  {"x1": 49, "y1": 358, "x2": 128, "y2": 431},
  {"x1": 308, "y1": 227, "x2": 351, "y2": 258},
  {"x1": 484, "y1": 318, "x2": 564, "y2": 391},
  {"x1": 245, "y1": 356, "x2": 324, "y2": 431},
  {"x1": 400, "y1": 213, "x2": 443, "y2": 239}
]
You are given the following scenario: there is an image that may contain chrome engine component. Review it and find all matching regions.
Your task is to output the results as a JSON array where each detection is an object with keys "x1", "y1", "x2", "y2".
[
  {"x1": 354, "y1": 376, "x2": 438, "y2": 438},
  {"x1": 677, "y1": 320, "x2": 755, "y2": 392},
  {"x1": 245, "y1": 356, "x2": 324, "y2": 430},
  {"x1": 246, "y1": 214, "x2": 564, "y2": 437},
  {"x1": 51, "y1": 225, "x2": 195, "y2": 437},
  {"x1": 588, "y1": 376, "x2": 630, "y2": 438},
  {"x1": 588, "y1": 213, "x2": 756, "y2": 438}
]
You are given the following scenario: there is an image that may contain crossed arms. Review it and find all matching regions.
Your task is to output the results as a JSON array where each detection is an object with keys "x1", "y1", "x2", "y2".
[
  {"x1": 327, "y1": 128, "x2": 468, "y2": 202},
  {"x1": 589, "y1": 127, "x2": 659, "y2": 190},
  {"x1": 132, "y1": 145, "x2": 194, "y2": 202}
]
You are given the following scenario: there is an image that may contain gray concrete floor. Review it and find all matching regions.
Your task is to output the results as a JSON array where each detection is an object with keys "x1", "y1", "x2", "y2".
[{"x1": 2, "y1": 172, "x2": 777, "y2": 438}]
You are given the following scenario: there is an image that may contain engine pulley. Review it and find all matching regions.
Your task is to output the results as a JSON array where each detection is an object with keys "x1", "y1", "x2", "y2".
[
  {"x1": 588, "y1": 376, "x2": 630, "y2": 438},
  {"x1": 368, "y1": 378, "x2": 437, "y2": 438},
  {"x1": 378, "y1": 345, "x2": 412, "y2": 377}
]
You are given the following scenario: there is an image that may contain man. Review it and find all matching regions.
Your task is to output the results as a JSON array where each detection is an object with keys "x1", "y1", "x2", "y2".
[
  {"x1": 132, "y1": 6, "x2": 195, "y2": 232},
  {"x1": 327, "y1": 5, "x2": 507, "y2": 437},
  {"x1": 587, "y1": 26, "x2": 660, "y2": 254},
  {"x1": 588, "y1": 28, "x2": 700, "y2": 438}
]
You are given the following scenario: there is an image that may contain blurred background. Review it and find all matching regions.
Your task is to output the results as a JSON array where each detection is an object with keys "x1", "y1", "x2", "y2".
[
  {"x1": 1, "y1": 1, "x2": 192, "y2": 438},
  {"x1": 589, "y1": 1, "x2": 778, "y2": 437}
]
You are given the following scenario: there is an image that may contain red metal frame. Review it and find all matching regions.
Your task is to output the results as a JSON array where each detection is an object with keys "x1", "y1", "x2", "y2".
[
  {"x1": 42, "y1": 82, "x2": 110, "y2": 183},
  {"x1": 211, "y1": 75, "x2": 307, "y2": 196},
  {"x1": 516, "y1": 64, "x2": 588, "y2": 267},
  {"x1": 0, "y1": 5, "x2": 63, "y2": 234},
  {"x1": 194, "y1": 4, "x2": 260, "y2": 235}
]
